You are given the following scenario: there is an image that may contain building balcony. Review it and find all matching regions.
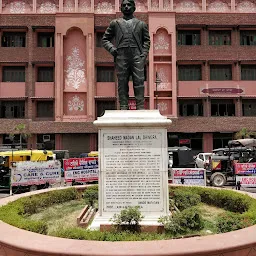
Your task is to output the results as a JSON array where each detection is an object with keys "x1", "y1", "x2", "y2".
[
  {"x1": 34, "y1": 82, "x2": 55, "y2": 98},
  {"x1": 0, "y1": 82, "x2": 26, "y2": 98},
  {"x1": 178, "y1": 81, "x2": 256, "y2": 98}
]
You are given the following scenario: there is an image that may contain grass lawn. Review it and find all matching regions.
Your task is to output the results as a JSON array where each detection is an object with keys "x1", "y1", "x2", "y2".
[
  {"x1": 27, "y1": 200, "x2": 227, "y2": 237},
  {"x1": 198, "y1": 203, "x2": 226, "y2": 235},
  {"x1": 27, "y1": 199, "x2": 85, "y2": 235}
]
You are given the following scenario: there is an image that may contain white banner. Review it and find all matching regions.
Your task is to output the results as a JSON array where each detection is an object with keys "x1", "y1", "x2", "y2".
[
  {"x1": 172, "y1": 168, "x2": 206, "y2": 186},
  {"x1": 11, "y1": 160, "x2": 61, "y2": 186},
  {"x1": 236, "y1": 176, "x2": 256, "y2": 187}
]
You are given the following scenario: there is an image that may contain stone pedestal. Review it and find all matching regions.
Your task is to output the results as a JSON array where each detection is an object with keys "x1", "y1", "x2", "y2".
[{"x1": 90, "y1": 110, "x2": 172, "y2": 230}]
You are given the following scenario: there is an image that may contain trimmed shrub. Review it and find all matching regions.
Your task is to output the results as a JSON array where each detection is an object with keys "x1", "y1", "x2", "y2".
[
  {"x1": 170, "y1": 186, "x2": 252, "y2": 213},
  {"x1": 216, "y1": 212, "x2": 253, "y2": 233},
  {"x1": 111, "y1": 206, "x2": 144, "y2": 232},
  {"x1": 20, "y1": 188, "x2": 79, "y2": 215},
  {"x1": 173, "y1": 190, "x2": 201, "y2": 211},
  {"x1": 83, "y1": 185, "x2": 98, "y2": 208},
  {"x1": 159, "y1": 207, "x2": 204, "y2": 235}
]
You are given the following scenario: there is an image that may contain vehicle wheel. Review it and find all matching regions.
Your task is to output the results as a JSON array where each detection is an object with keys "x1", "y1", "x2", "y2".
[
  {"x1": 29, "y1": 185, "x2": 37, "y2": 192},
  {"x1": 211, "y1": 172, "x2": 226, "y2": 187}
]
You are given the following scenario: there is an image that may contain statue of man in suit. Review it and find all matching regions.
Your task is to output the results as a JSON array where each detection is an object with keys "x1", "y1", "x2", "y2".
[{"x1": 102, "y1": 0, "x2": 150, "y2": 110}]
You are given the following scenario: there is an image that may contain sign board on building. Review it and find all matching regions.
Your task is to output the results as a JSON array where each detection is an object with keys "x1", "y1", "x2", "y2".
[
  {"x1": 63, "y1": 157, "x2": 98, "y2": 182},
  {"x1": 201, "y1": 88, "x2": 244, "y2": 94},
  {"x1": 11, "y1": 160, "x2": 61, "y2": 186},
  {"x1": 179, "y1": 139, "x2": 190, "y2": 145},
  {"x1": 172, "y1": 168, "x2": 206, "y2": 186}
]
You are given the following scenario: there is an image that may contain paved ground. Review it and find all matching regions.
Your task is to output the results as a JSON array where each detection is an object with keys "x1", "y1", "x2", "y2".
[{"x1": 0, "y1": 190, "x2": 10, "y2": 198}]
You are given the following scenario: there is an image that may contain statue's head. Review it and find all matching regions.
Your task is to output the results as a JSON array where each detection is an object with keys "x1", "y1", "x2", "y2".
[{"x1": 120, "y1": 0, "x2": 136, "y2": 15}]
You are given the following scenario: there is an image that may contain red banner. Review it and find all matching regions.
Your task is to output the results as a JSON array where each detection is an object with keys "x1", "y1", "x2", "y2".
[
  {"x1": 235, "y1": 163, "x2": 256, "y2": 175},
  {"x1": 63, "y1": 157, "x2": 98, "y2": 182}
]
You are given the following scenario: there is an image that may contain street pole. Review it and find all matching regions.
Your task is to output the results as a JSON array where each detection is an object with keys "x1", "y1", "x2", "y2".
[{"x1": 155, "y1": 72, "x2": 161, "y2": 109}]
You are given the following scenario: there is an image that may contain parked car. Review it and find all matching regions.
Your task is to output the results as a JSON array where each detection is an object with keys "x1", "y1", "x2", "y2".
[{"x1": 194, "y1": 153, "x2": 212, "y2": 168}]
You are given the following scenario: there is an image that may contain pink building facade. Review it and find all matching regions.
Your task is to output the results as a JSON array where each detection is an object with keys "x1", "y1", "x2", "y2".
[{"x1": 0, "y1": 0, "x2": 256, "y2": 155}]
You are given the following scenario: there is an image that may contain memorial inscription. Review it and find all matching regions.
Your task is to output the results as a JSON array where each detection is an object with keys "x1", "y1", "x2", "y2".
[{"x1": 102, "y1": 131, "x2": 165, "y2": 213}]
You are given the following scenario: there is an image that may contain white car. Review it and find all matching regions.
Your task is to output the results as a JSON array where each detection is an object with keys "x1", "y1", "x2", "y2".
[{"x1": 194, "y1": 153, "x2": 212, "y2": 168}]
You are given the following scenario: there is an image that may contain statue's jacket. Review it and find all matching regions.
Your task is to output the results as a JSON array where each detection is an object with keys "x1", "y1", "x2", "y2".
[{"x1": 102, "y1": 17, "x2": 150, "y2": 57}]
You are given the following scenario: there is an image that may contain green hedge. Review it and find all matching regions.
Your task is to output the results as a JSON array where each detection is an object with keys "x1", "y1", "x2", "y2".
[
  {"x1": 172, "y1": 190, "x2": 201, "y2": 211},
  {"x1": 51, "y1": 227, "x2": 170, "y2": 241},
  {"x1": 170, "y1": 186, "x2": 253, "y2": 214},
  {"x1": 159, "y1": 206, "x2": 204, "y2": 235},
  {"x1": 0, "y1": 188, "x2": 78, "y2": 234},
  {"x1": 216, "y1": 212, "x2": 253, "y2": 233}
]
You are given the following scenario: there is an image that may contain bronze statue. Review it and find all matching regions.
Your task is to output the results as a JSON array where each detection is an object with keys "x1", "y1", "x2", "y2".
[{"x1": 102, "y1": 0, "x2": 150, "y2": 110}]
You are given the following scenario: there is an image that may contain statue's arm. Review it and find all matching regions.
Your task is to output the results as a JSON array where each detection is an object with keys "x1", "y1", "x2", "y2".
[
  {"x1": 102, "y1": 20, "x2": 117, "y2": 56},
  {"x1": 142, "y1": 22, "x2": 150, "y2": 57}
]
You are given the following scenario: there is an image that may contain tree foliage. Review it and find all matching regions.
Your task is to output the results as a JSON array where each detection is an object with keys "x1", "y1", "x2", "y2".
[{"x1": 234, "y1": 127, "x2": 256, "y2": 139}]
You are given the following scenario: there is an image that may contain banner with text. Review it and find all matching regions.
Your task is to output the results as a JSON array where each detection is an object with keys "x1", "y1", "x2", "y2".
[
  {"x1": 172, "y1": 168, "x2": 206, "y2": 186},
  {"x1": 235, "y1": 163, "x2": 256, "y2": 175},
  {"x1": 63, "y1": 157, "x2": 98, "y2": 182},
  {"x1": 236, "y1": 176, "x2": 256, "y2": 187},
  {"x1": 11, "y1": 160, "x2": 61, "y2": 186}
]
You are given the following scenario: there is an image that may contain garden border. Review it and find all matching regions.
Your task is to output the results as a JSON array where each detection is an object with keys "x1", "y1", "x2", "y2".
[{"x1": 1, "y1": 185, "x2": 256, "y2": 256}]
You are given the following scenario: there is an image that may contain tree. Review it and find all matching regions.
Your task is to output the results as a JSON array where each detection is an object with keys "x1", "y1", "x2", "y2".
[
  {"x1": 234, "y1": 128, "x2": 256, "y2": 139},
  {"x1": 9, "y1": 123, "x2": 31, "y2": 148}
]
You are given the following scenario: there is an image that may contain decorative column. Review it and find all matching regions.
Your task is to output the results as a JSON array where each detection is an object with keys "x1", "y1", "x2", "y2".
[
  {"x1": 55, "y1": 33, "x2": 64, "y2": 121},
  {"x1": 87, "y1": 33, "x2": 94, "y2": 119}
]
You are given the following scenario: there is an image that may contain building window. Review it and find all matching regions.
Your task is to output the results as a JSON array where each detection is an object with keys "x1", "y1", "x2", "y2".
[
  {"x1": 178, "y1": 65, "x2": 201, "y2": 81},
  {"x1": 38, "y1": 32, "x2": 54, "y2": 47},
  {"x1": 2, "y1": 32, "x2": 26, "y2": 47},
  {"x1": 179, "y1": 100, "x2": 204, "y2": 116},
  {"x1": 37, "y1": 67, "x2": 54, "y2": 82},
  {"x1": 96, "y1": 100, "x2": 116, "y2": 117},
  {"x1": 97, "y1": 66, "x2": 115, "y2": 82},
  {"x1": 209, "y1": 30, "x2": 231, "y2": 45},
  {"x1": 213, "y1": 133, "x2": 233, "y2": 149},
  {"x1": 36, "y1": 101, "x2": 54, "y2": 118},
  {"x1": 240, "y1": 30, "x2": 256, "y2": 45},
  {"x1": 0, "y1": 101, "x2": 25, "y2": 118},
  {"x1": 241, "y1": 65, "x2": 256, "y2": 80},
  {"x1": 211, "y1": 99, "x2": 235, "y2": 116},
  {"x1": 210, "y1": 65, "x2": 232, "y2": 80},
  {"x1": 177, "y1": 30, "x2": 200, "y2": 45},
  {"x1": 2, "y1": 66, "x2": 25, "y2": 82},
  {"x1": 96, "y1": 32, "x2": 104, "y2": 47},
  {"x1": 242, "y1": 100, "x2": 256, "y2": 116}
]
